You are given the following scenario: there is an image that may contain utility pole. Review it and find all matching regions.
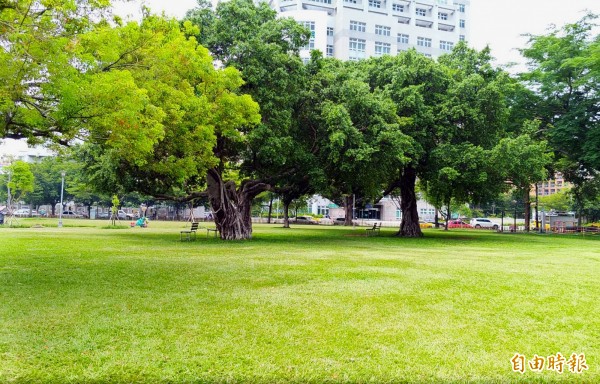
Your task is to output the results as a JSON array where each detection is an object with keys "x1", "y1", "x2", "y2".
[
  {"x1": 6, "y1": 171, "x2": 11, "y2": 213},
  {"x1": 58, "y1": 171, "x2": 65, "y2": 228},
  {"x1": 535, "y1": 184, "x2": 539, "y2": 231},
  {"x1": 352, "y1": 194, "x2": 356, "y2": 229}
]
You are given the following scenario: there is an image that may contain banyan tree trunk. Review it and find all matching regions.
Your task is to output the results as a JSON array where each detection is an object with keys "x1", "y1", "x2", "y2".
[
  {"x1": 206, "y1": 169, "x2": 267, "y2": 240},
  {"x1": 344, "y1": 195, "x2": 354, "y2": 226},
  {"x1": 267, "y1": 196, "x2": 273, "y2": 224},
  {"x1": 283, "y1": 199, "x2": 292, "y2": 228},
  {"x1": 397, "y1": 166, "x2": 423, "y2": 237}
]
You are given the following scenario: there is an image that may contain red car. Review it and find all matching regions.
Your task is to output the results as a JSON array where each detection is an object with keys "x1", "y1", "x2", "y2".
[{"x1": 447, "y1": 220, "x2": 473, "y2": 229}]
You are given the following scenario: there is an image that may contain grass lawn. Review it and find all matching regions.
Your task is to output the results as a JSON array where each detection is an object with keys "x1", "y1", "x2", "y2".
[{"x1": 1, "y1": 219, "x2": 599, "y2": 383}]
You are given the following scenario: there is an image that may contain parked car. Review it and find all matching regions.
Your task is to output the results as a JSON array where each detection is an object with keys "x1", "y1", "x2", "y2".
[
  {"x1": 419, "y1": 221, "x2": 434, "y2": 228},
  {"x1": 96, "y1": 211, "x2": 110, "y2": 219},
  {"x1": 62, "y1": 211, "x2": 82, "y2": 218},
  {"x1": 334, "y1": 217, "x2": 348, "y2": 225},
  {"x1": 63, "y1": 211, "x2": 83, "y2": 219},
  {"x1": 117, "y1": 209, "x2": 135, "y2": 220},
  {"x1": 292, "y1": 216, "x2": 317, "y2": 224},
  {"x1": 447, "y1": 220, "x2": 472, "y2": 229},
  {"x1": 470, "y1": 218, "x2": 499, "y2": 230},
  {"x1": 13, "y1": 209, "x2": 41, "y2": 217},
  {"x1": 14, "y1": 208, "x2": 31, "y2": 217}
]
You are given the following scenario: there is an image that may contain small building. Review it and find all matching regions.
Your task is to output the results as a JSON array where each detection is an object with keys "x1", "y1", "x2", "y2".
[{"x1": 308, "y1": 194, "x2": 438, "y2": 222}]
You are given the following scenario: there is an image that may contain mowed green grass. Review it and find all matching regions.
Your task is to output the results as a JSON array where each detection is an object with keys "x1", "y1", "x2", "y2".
[{"x1": 1, "y1": 220, "x2": 599, "y2": 383}]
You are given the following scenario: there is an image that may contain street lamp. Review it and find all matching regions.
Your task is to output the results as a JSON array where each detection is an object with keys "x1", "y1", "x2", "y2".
[
  {"x1": 58, "y1": 171, "x2": 65, "y2": 228},
  {"x1": 535, "y1": 184, "x2": 540, "y2": 231}
]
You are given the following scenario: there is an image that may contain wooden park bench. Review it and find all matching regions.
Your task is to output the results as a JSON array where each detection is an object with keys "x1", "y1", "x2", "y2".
[
  {"x1": 365, "y1": 222, "x2": 381, "y2": 237},
  {"x1": 180, "y1": 222, "x2": 200, "y2": 241}
]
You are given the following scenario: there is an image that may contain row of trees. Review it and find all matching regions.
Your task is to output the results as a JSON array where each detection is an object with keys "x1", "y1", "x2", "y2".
[
  {"x1": 0, "y1": 156, "x2": 152, "y2": 217},
  {"x1": 1, "y1": 0, "x2": 598, "y2": 238}
]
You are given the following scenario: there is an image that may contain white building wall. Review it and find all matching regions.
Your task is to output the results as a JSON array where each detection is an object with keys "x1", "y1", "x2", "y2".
[
  {"x1": 308, "y1": 195, "x2": 334, "y2": 216},
  {"x1": 309, "y1": 194, "x2": 438, "y2": 221},
  {"x1": 273, "y1": 0, "x2": 470, "y2": 61}
]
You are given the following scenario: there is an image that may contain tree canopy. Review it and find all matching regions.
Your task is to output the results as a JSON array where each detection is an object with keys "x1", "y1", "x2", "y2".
[
  {"x1": 1, "y1": 0, "x2": 164, "y2": 156},
  {"x1": 520, "y1": 13, "x2": 600, "y2": 222},
  {"x1": 3, "y1": 0, "x2": 581, "y2": 239}
]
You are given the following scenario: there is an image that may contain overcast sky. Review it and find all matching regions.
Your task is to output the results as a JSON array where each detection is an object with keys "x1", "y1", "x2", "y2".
[{"x1": 1, "y1": 0, "x2": 598, "y2": 155}]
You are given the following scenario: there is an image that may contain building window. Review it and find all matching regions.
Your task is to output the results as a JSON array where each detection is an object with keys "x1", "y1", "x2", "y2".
[
  {"x1": 397, "y1": 33, "x2": 409, "y2": 44},
  {"x1": 459, "y1": 34, "x2": 465, "y2": 41},
  {"x1": 301, "y1": 21, "x2": 316, "y2": 38},
  {"x1": 317, "y1": 206, "x2": 329, "y2": 216},
  {"x1": 416, "y1": 8, "x2": 427, "y2": 17},
  {"x1": 349, "y1": 38, "x2": 366, "y2": 60},
  {"x1": 440, "y1": 40, "x2": 454, "y2": 50},
  {"x1": 438, "y1": 12, "x2": 448, "y2": 20},
  {"x1": 392, "y1": 3, "x2": 404, "y2": 12},
  {"x1": 396, "y1": 209, "x2": 402, "y2": 220},
  {"x1": 299, "y1": 22, "x2": 315, "y2": 51},
  {"x1": 375, "y1": 25, "x2": 391, "y2": 36},
  {"x1": 327, "y1": 27, "x2": 334, "y2": 36},
  {"x1": 458, "y1": 3, "x2": 465, "y2": 12},
  {"x1": 460, "y1": 19, "x2": 465, "y2": 28},
  {"x1": 302, "y1": 39, "x2": 315, "y2": 51},
  {"x1": 326, "y1": 45, "x2": 334, "y2": 57},
  {"x1": 311, "y1": 0, "x2": 332, "y2": 3},
  {"x1": 417, "y1": 36, "x2": 432, "y2": 47},
  {"x1": 350, "y1": 20, "x2": 366, "y2": 32},
  {"x1": 344, "y1": 0, "x2": 358, "y2": 3},
  {"x1": 423, "y1": 53, "x2": 432, "y2": 57},
  {"x1": 368, "y1": 0, "x2": 382, "y2": 8},
  {"x1": 419, "y1": 208, "x2": 435, "y2": 216},
  {"x1": 375, "y1": 42, "x2": 391, "y2": 56}
]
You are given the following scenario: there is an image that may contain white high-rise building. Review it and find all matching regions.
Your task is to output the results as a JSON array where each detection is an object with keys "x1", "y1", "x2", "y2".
[{"x1": 270, "y1": 0, "x2": 470, "y2": 61}]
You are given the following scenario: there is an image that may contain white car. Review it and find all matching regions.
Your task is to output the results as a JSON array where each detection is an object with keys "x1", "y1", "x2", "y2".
[
  {"x1": 292, "y1": 216, "x2": 317, "y2": 224},
  {"x1": 62, "y1": 211, "x2": 83, "y2": 218},
  {"x1": 14, "y1": 208, "x2": 38, "y2": 217},
  {"x1": 470, "y1": 218, "x2": 499, "y2": 230}
]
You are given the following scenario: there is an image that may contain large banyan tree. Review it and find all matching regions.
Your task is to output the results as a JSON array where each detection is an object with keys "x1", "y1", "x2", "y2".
[{"x1": 80, "y1": 0, "x2": 311, "y2": 240}]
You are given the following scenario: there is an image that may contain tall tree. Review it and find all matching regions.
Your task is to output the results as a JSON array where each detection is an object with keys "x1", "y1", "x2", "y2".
[
  {"x1": 520, "y1": 13, "x2": 600, "y2": 225},
  {"x1": 490, "y1": 120, "x2": 553, "y2": 231},
  {"x1": 423, "y1": 144, "x2": 495, "y2": 230},
  {"x1": 185, "y1": 0, "x2": 311, "y2": 239},
  {"x1": 29, "y1": 156, "x2": 67, "y2": 216},
  {"x1": 297, "y1": 58, "x2": 411, "y2": 225},
  {"x1": 3, "y1": 160, "x2": 34, "y2": 225},
  {"x1": 368, "y1": 45, "x2": 512, "y2": 236},
  {"x1": 73, "y1": 12, "x2": 262, "y2": 239},
  {"x1": 366, "y1": 50, "x2": 450, "y2": 237}
]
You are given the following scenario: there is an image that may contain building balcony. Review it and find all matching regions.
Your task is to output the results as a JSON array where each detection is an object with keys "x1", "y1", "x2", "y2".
[
  {"x1": 396, "y1": 16, "x2": 411, "y2": 24},
  {"x1": 415, "y1": 18, "x2": 433, "y2": 28},
  {"x1": 438, "y1": 22, "x2": 455, "y2": 32},
  {"x1": 302, "y1": 0, "x2": 335, "y2": 8}
]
